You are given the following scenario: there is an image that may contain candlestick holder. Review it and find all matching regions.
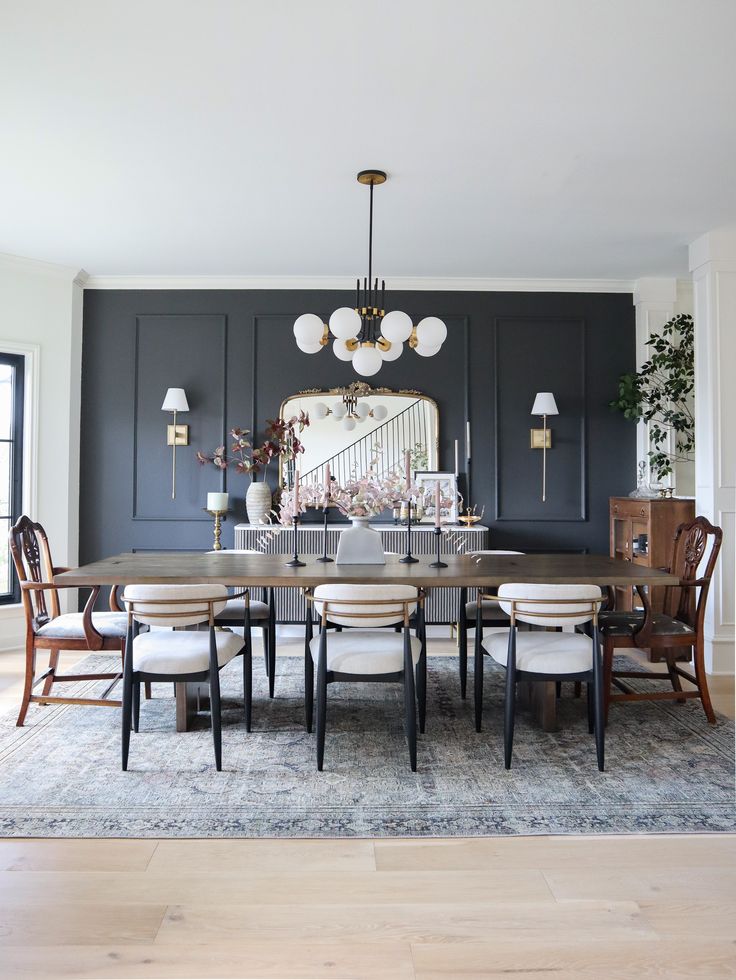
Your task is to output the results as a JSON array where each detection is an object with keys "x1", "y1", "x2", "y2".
[
  {"x1": 285, "y1": 516, "x2": 306, "y2": 567},
  {"x1": 430, "y1": 526, "x2": 447, "y2": 568},
  {"x1": 399, "y1": 499, "x2": 419, "y2": 563},
  {"x1": 204, "y1": 508, "x2": 227, "y2": 551},
  {"x1": 317, "y1": 506, "x2": 333, "y2": 562}
]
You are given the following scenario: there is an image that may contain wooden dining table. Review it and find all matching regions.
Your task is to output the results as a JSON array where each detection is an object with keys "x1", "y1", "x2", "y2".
[{"x1": 56, "y1": 552, "x2": 678, "y2": 732}]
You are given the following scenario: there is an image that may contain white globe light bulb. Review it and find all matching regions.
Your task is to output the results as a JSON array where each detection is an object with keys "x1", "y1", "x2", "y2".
[
  {"x1": 352, "y1": 345, "x2": 382, "y2": 377},
  {"x1": 355, "y1": 402, "x2": 370, "y2": 420},
  {"x1": 333, "y1": 339, "x2": 355, "y2": 362},
  {"x1": 329, "y1": 307, "x2": 361, "y2": 340},
  {"x1": 372, "y1": 405, "x2": 388, "y2": 421},
  {"x1": 342, "y1": 417, "x2": 357, "y2": 431},
  {"x1": 312, "y1": 402, "x2": 329, "y2": 420},
  {"x1": 293, "y1": 313, "x2": 324, "y2": 345},
  {"x1": 332, "y1": 402, "x2": 347, "y2": 420},
  {"x1": 381, "y1": 310, "x2": 413, "y2": 343},
  {"x1": 296, "y1": 339, "x2": 323, "y2": 354},
  {"x1": 414, "y1": 343, "x2": 441, "y2": 358},
  {"x1": 380, "y1": 339, "x2": 403, "y2": 361},
  {"x1": 415, "y1": 316, "x2": 447, "y2": 348}
]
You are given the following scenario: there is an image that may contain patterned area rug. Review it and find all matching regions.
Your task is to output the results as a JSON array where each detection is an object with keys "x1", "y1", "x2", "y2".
[{"x1": 0, "y1": 653, "x2": 733, "y2": 837}]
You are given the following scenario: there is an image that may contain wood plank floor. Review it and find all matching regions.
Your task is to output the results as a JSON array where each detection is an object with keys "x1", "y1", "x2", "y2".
[
  {"x1": 0, "y1": 836, "x2": 735, "y2": 978},
  {"x1": 1, "y1": 643, "x2": 734, "y2": 978}
]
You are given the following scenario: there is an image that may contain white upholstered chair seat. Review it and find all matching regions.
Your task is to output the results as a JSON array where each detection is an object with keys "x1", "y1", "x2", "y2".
[
  {"x1": 37, "y1": 612, "x2": 128, "y2": 639},
  {"x1": 131, "y1": 629, "x2": 243, "y2": 675},
  {"x1": 309, "y1": 630, "x2": 422, "y2": 675},
  {"x1": 215, "y1": 599, "x2": 269, "y2": 622},
  {"x1": 482, "y1": 630, "x2": 595, "y2": 674}
]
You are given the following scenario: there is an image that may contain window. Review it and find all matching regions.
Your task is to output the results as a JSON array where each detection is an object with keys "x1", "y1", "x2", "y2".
[{"x1": 0, "y1": 353, "x2": 24, "y2": 604}]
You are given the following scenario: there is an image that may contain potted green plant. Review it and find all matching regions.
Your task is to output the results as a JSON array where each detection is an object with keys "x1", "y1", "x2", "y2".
[
  {"x1": 196, "y1": 413, "x2": 309, "y2": 524},
  {"x1": 610, "y1": 313, "x2": 694, "y2": 487}
]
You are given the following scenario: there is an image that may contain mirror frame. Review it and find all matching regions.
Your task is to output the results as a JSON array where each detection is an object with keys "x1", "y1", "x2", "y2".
[{"x1": 278, "y1": 382, "x2": 440, "y2": 489}]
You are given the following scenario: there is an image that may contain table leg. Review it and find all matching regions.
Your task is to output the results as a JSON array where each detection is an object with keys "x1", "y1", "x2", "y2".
[
  {"x1": 175, "y1": 681, "x2": 210, "y2": 732},
  {"x1": 518, "y1": 680, "x2": 559, "y2": 732}
]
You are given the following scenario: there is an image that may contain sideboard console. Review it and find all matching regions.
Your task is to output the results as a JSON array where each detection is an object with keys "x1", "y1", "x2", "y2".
[{"x1": 234, "y1": 523, "x2": 490, "y2": 624}]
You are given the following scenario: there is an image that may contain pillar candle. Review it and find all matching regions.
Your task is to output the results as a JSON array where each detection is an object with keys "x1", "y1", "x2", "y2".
[
  {"x1": 207, "y1": 492, "x2": 228, "y2": 513},
  {"x1": 434, "y1": 482, "x2": 442, "y2": 528},
  {"x1": 294, "y1": 470, "x2": 300, "y2": 515},
  {"x1": 404, "y1": 450, "x2": 411, "y2": 491}
]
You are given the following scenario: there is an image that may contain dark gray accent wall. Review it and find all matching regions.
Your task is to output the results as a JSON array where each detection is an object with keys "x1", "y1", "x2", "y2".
[{"x1": 80, "y1": 289, "x2": 635, "y2": 562}]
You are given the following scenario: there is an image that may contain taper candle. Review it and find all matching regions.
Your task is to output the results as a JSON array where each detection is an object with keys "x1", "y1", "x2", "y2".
[
  {"x1": 404, "y1": 450, "x2": 411, "y2": 491},
  {"x1": 294, "y1": 470, "x2": 300, "y2": 513},
  {"x1": 434, "y1": 482, "x2": 442, "y2": 528},
  {"x1": 324, "y1": 463, "x2": 331, "y2": 507}
]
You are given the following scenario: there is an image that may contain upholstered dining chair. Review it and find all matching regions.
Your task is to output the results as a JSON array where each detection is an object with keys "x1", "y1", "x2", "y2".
[
  {"x1": 10, "y1": 515, "x2": 128, "y2": 727},
  {"x1": 474, "y1": 583, "x2": 605, "y2": 771},
  {"x1": 598, "y1": 516, "x2": 723, "y2": 724},
  {"x1": 457, "y1": 550, "x2": 524, "y2": 698},
  {"x1": 303, "y1": 584, "x2": 426, "y2": 772},
  {"x1": 207, "y1": 549, "x2": 276, "y2": 697},
  {"x1": 121, "y1": 584, "x2": 249, "y2": 769}
]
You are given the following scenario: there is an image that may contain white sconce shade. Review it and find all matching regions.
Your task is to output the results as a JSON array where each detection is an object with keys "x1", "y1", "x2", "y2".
[
  {"x1": 379, "y1": 339, "x2": 402, "y2": 361},
  {"x1": 333, "y1": 339, "x2": 355, "y2": 361},
  {"x1": 372, "y1": 404, "x2": 388, "y2": 421},
  {"x1": 312, "y1": 402, "x2": 329, "y2": 420},
  {"x1": 381, "y1": 310, "x2": 413, "y2": 343},
  {"x1": 531, "y1": 392, "x2": 559, "y2": 416},
  {"x1": 161, "y1": 388, "x2": 189, "y2": 412},
  {"x1": 329, "y1": 307, "x2": 361, "y2": 340},
  {"x1": 352, "y1": 345, "x2": 382, "y2": 377},
  {"x1": 293, "y1": 313, "x2": 324, "y2": 346},
  {"x1": 415, "y1": 316, "x2": 447, "y2": 348}
]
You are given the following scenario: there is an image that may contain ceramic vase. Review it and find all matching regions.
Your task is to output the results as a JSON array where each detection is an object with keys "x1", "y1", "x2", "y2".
[
  {"x1": 335, "y1": 516, "x2": 386, "y2": 564},
  {"x1": 246, "y1": 480, "x2": 272, "y2": 525}
]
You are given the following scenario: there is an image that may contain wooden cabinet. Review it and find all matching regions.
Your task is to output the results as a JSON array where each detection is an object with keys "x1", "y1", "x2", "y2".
[{"x1": 609, "y1": 496, "x2": 695, "y2": 661}]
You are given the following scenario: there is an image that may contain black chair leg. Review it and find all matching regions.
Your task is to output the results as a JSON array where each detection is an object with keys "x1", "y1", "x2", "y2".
[
  {"x1": 503, "y1": 667, "x2": 516, "y2": 770},
  {"x1": 403, "y1": 632, "x2": 418, "y2": 772},
  {"x1": 316, "y1": 631, "x2": 327, "y2": 771},
  {"x1": 593, "y1": 627, "x2": 605, "y2": 771},
  {"x1": 210, "y1": 669, "x2": 223, "y2": 772},
  {"x1": 244, "y1": 638, "x2": 253, "y2": 733},
  {"x1": 267, "y1": 631, "x2": 276, "y2": 699},
  {"x1": 587, "y1": 681, "x2": 594, "y2": 734},
  {"x1": 417, "y1": 646, "x2": 427, "y2": 735},
  {"x1": 121, "y1": 669, "x2": 133, "y2": 771},
  {"x1": 474, "y1": 629, "x2": 484, "y2": 733},
  {"x1": 261, "y1": 625, "x2": 269, "y2": 679},
  {"x1": 132, "y1": 681, "x2": 140, "y2": 733},
  {"x1": 555, "y1": 680, "x2": 562, "y2": 699},
  {"x1": 458, "y1": 587, "x2": 468, "y2": 699},
  {"x1": 305, "y1": 648, "x2": 314, "y2": 733}
]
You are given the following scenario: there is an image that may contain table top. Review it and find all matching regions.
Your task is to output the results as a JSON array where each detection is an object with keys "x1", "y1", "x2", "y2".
[{"x1": 55, "y1": 552, "x2": 679, "y2": 588}]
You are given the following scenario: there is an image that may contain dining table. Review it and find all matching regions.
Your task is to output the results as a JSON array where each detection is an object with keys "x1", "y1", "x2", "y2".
[{"x1": 55, "y1": 552, "x2": 679, "y2": 733}]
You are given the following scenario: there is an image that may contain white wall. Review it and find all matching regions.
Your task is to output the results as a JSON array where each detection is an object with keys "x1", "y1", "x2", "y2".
[{"x1": 0, "y1": 252, "x2": 84, "y2": 650}]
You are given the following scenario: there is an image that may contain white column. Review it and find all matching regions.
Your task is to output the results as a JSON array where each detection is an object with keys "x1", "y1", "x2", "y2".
[
  {"x1": 689, "y1": 228, "x2": 736, "y2": 675},
  {"x1": 633, "y1": 278, "x2": 677, "y2": 487}
]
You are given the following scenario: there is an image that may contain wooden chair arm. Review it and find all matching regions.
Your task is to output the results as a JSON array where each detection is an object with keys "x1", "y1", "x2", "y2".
[
  {"x1": 22, "y1": 581, "x2": 79, "y2": 591},
  {"x1": 81, "y1": 586, "x2": 105, "y2": 649}
]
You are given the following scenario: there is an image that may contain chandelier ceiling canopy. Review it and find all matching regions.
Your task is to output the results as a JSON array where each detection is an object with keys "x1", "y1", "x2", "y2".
[{"x1": 293, "y1": 170, "x2": 447, "y2": 376}]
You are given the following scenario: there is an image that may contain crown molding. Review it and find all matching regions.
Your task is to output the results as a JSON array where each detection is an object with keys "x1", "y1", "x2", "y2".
[
  {"x1": 0, "y1": 251, "x2": 84, "y2": 281},
  {"x1": 83, "y1": 274, "x2": 637, "y2": 293}
]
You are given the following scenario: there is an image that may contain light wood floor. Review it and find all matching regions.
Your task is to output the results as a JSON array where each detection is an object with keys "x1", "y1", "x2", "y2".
[{"x1": 1, "y1": 643, "x2": 734, "y2": 979}]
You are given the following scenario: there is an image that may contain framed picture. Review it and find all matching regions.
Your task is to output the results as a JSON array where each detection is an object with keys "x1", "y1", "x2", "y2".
[{"x1": 414, "y1": 471, "x2": 458, "y2": 524}]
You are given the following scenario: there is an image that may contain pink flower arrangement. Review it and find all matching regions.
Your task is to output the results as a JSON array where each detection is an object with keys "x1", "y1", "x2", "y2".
[{"x1": 278, "y1": 468, "x2": 431, "y2": 525}]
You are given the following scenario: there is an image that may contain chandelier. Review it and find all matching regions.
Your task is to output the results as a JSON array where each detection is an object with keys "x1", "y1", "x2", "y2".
[
  {"x1": 312, "y1": 391, "x2": 388, "y2": 431},
  {"x1": 292, "y1": 170, "x2": 447, "y2": 376}
]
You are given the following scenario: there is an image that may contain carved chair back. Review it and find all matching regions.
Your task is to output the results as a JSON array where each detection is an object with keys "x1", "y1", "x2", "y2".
[
  {"x1": 663, "y1": 516, "x2": 723, "y2": 632},
  {"x1": 9, "y1": 515, "x2": 60, "y2": 630}
]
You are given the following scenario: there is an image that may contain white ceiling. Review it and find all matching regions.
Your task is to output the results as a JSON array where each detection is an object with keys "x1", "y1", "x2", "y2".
[{"x1": 2, "y1": 0, "x2": 735, "y2": 279}]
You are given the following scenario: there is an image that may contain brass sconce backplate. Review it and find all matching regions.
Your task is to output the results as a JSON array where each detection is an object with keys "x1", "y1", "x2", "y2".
[
  {"x1": 167, "y1": 423, "x2": 190, "y2": 447},
  {"x1": 530, "y1": 428, "x2": 552, "y2": 449}
]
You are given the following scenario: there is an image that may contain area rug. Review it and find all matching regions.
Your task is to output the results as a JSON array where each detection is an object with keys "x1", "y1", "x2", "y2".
[{"x1": 0, "y1": 653, "x2": 733, "y2": 837}]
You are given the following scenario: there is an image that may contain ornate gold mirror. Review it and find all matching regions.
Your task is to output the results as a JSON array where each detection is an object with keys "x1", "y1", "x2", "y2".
[{"x1": 279, "y1": 383, "x2": 439, "y2": 488}]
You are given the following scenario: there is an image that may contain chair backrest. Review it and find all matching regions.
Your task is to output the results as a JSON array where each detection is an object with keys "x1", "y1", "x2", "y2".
[
  {"x1": 498, "y1": 583, "x2": 602, "y2": 627},
  {"x1": 665, "y1": 516, "x2": 723, "y2": 630},
  {"x1": 122, "y1": 584, "x2": 228, "y2": 627},
  {"x1": 9, "y1": 515, "x2": 59, "y2": 627},
  {"x1": 313, "y1": 584, "x2": 418, "y2": 628}
]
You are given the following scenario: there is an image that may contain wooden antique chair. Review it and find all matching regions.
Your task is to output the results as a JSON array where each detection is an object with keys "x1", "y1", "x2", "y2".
[
  {"x1": 599, "y1": 516, "x2": 723, "y2": 724},
  {"x1": 121, "y1": 584, "x2": 250, "y2": 769},
  {"x1": 10, "y1": 515, "x2": 129, "y2": 726},
  {"x1": 474, "y1": 583, "x2": 605, "y2": 770},
  {"x1": 304, "y1": 584, "x2": 427, "y2": 772}
]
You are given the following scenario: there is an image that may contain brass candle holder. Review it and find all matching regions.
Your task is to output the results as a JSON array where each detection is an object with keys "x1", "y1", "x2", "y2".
[{"x1": 204, "y1": 508, "x2": 227, "y2": 551}]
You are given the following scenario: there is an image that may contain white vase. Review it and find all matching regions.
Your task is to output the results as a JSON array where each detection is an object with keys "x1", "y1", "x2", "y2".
[
  {"x1": 246, "y1": 480, "x2": 272, "y2": 525},
  {"x1": 335, "y1": 516, "x2": 386, "y2": 564}
]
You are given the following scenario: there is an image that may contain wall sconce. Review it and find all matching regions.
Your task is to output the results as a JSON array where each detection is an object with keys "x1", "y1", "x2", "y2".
[
  {"x1": 530, "y1": 392, "x2": 558, "y2": 503},
  {"x1": 161, "y1": 387, "x2": 189, "y2": 499}
]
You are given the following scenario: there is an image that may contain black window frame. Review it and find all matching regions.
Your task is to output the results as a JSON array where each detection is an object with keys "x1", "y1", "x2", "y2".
[{"x1": 0, "y1": 352, "x2": 24, "y2": 605}]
